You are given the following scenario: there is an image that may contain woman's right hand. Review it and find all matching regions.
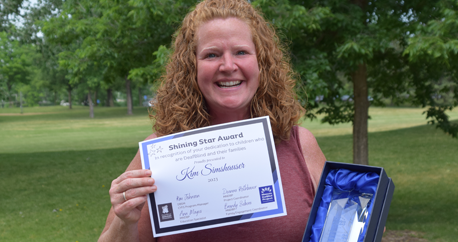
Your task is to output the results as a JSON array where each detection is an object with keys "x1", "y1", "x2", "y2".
[{"x1": 109, "y1": 169, "x2": 157, "y2": 225}]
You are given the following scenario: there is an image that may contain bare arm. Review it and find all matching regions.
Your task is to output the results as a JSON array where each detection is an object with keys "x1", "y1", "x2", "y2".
[
  {"x1": 297, "y1": 126, "x2": 326, "y2": 192},
  {"x1": 98, "y1": 134, "x2": 158, "y2": 242}
]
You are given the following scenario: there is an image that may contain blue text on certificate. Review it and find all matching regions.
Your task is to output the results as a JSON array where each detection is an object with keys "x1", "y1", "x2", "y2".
[{"x1": 176, "y1": 163, "x2": 245, "y2": 181}]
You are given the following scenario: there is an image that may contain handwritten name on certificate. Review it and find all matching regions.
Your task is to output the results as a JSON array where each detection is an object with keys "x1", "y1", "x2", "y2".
[{"x1": 139, "y1": 116, "x2": 287, "y2": 237}]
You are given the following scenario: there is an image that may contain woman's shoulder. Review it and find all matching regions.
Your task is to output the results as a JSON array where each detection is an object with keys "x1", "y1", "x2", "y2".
[
  {"x1": 295, "y1": 126, "x2": 315, "y2": 142},
  {"x1": 145, "y1": 133, "x2": 158, "y2": 140},
  {"x1": 126, "y1": 133, "x2": 159, "y2": 171},
  {"x1": 296, "y1": 126, "x2": 324, "y2": 159},
  {"x1": 295, "y1": 126, "x2": 326, "y2": 191}
]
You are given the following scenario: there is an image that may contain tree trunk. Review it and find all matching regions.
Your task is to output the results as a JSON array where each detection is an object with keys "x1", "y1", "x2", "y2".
[
  {"x1": 20, "y1": 91, "x2": 23, "y2": 114},
  {"x1": 88, "y1": 90, "x2": 94, "y2": 118},
  {"x1": 8, "y1": 94, "x2": 13, "y2": 108},
  {"x1": 106, "y1": 88, "x2": 114, "y2": 107},
  {"x1": 94, "y1": 89, "x2": 98, "y2": 106},
  {"x1": 7, "y1": 83, "x2": 12, "y2": 108},
  {"x1": 126, "y1": 77, "x2": 133, "y2": 115},
  {"x1": 352, "y1": 64, "x2": 369, "y2": 165},
  {"x1": 138, "y1": 87, "x2": 142, "y2": 106},
  {"x1": 67, "y1": 85, "x2": 73, "y2": 109}
]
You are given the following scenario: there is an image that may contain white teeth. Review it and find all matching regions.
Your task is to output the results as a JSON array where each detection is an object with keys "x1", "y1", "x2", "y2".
[{"x1": 217, "y1": 81, "x2": 242, "y2": 87}]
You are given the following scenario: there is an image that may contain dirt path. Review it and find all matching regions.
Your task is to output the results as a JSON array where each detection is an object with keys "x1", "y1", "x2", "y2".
[{"x1": 382, "y1": 230, "x2": 428, "y2": 242}]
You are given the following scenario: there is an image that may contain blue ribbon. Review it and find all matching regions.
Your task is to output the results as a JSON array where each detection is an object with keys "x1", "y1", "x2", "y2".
[{"x1": 309, "y1": 169, "x2": 379, "y2": 242}]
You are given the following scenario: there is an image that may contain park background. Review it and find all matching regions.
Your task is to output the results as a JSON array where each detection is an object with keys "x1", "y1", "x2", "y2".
[{"x1": 1, "y1": 0, "x2": 458, "y2": 241}]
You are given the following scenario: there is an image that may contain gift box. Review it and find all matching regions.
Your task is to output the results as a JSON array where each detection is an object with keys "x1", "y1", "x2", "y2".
[{"x1": 302, "y1": 161, "x2": 395, "y2": 242}]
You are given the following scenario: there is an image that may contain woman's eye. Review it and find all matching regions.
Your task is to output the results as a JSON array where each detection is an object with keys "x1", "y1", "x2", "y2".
[
  {"x1": 207, "y1": 53, "x2": 217, "y2": 58},
  {"x1": 237, "y1": 51, "x2": 246, "y2": 55}
]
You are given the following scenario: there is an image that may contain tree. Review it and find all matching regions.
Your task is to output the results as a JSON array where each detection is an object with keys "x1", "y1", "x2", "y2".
[
  {"x1": 29, "y1": 29, "x2": 75, "y2": 108},
  {"x1": 255, "y1": 0, "x2": 458, "y2": 165},
  {"x1": 57, "y1": 44, "x2": 103, "y2": 117},
  {"x1": 0, "y1": 31, "x2": 33, "y2": 106},
  {"x1": 42, "y1": 0, "x2": 193, "y2": 115},
  {"x1": 41, "y1": 0, "x2": 103, "y2": 114},
  {"x1": 2, "y1": 0, "x2": 77, "y2": 108},
  {"x1": 0, "y1": 0, "x2": 23, "y2": 32},
  {"x1": 404, "y1": 0, "x2": 458, "y2": 138}
]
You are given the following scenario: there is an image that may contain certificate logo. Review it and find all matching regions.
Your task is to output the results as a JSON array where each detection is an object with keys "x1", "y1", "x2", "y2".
[
  {"x1": 259, "y1": 185, "x2": 275, "y2": 204},
  {"x1": 148, "y1": 144, "x2": 163, "y2": 159},
  {"x1": 148, "y1": 144, "x2": 163, "y2": 155},
  {"x1": 158, "y1": 203, "x2": 175, "y2": 222}
]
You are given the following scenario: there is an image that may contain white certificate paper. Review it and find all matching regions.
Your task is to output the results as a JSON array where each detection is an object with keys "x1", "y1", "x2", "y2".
[{"x1": 139, "y1": 116, "x2": 287, "y2": 237}]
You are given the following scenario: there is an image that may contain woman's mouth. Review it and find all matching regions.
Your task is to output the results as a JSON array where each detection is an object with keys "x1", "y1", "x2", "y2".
[{"x1": 217, "y1": 81, "x2": 242, "y2": 88}]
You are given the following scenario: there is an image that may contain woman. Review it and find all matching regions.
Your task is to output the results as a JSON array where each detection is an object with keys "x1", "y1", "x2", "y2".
[{"x1": 99, "y1": 0, "x2": 326, "y2": 241}]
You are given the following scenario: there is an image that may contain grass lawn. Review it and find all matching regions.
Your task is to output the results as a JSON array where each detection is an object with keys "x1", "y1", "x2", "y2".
[{"x1": 1, "y1": 105, "x2": 457, "y2": 241}]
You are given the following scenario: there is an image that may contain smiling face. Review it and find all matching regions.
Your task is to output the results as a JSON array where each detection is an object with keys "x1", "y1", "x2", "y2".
[{"x1": 196, "y1": 17, "x2": 260, "y2": 122}]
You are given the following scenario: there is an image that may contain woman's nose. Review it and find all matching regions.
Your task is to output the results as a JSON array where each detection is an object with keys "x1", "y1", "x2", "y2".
[{"x1": 219, "y1": 53, "x2": 238, "y2": 73}]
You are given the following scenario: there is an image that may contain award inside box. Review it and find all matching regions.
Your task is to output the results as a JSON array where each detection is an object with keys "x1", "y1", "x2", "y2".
[
  {"x1": 319, "y1": 189, "x2": 373, "y2": 242},
  {"x1": 303, "y1": 161, "x2": 395, "y2": 242}
]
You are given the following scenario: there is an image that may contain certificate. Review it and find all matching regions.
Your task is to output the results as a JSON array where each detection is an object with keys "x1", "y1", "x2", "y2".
[{"x1": 139, "y1": 116, "x2": 287, "y2": 237}]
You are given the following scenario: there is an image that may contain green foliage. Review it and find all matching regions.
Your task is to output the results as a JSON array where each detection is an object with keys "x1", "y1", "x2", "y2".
[
  {"x1": 128, "y1": 45, "x2": 171, "y2": 90},
  {"x1": 125, "y1": 0, "x2": 197, "y2": 85},
  {"x1": 424, "y1": 106, "x2": 458, "y2": 138},
  {"x1": 404, "y1": 1, "x2": 458, "y2": 65},
  {"x1": 0, "y1": 31, "x2": 35, "y2": 102},
  {"x1": 42, "y1": 0, "x2": 102, "y2": 88},
  {"x1": 255, "y1": 0, "x2": 458, "y2": 141},
  {"x1": 0, "y1": 0, "x2": 24, "y2": 32},
  {"x1": 39, "y1": 0, "x2": 197, "y2": 114},
  {"x1": 43, "y1": 0, "x2": 190, "y2": 83},
  {"x1": 403, "y1": 0, "x2": 458, "y2": 137},
  {"x1": 16, "y1": 68, "x2": 48, "y2": 106}
]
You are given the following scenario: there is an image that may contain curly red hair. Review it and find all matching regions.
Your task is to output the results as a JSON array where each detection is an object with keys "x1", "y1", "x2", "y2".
[{"x1": 152, "y1": 0, "x2": 304, "y2": 143}]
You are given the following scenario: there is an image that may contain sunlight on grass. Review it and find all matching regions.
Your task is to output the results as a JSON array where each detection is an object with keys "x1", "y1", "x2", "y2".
[
  {"x1": 0, "y1": 106, "x2": 154, "y2": 153},
  {"x1": 300, "y1": 107, "x2": 458, "y2": 137}
]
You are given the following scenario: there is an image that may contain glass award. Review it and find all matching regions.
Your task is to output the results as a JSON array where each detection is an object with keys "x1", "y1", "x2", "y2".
[{"x1": 319, "y1": 189, "x2": 373, "y2": 242}]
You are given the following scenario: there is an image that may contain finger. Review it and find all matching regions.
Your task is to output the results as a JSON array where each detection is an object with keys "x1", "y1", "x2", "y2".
[
  {"x1": 113, "y1": 177, "x2": 155, "y2": 194},
  {"x1": 122, "y1": 185, "x2": 157, "y2": 202},
  {"x1": 113, "y1": 196, "x2": 148, "y2": 220},
  {"x1": 112, "y1": 169, "x2": 152, "y2": 185},
  {"x1": 113, "y1": 169, "x2": 152, "y2": 185},
  {"x1": 109, "y1": 178, "x2": 155, "y2": 206}
]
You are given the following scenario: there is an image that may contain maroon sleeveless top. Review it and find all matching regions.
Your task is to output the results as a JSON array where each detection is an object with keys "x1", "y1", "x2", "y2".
[{"x1": 157, "y1": 126, "x2": 315, "y2": 242}]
